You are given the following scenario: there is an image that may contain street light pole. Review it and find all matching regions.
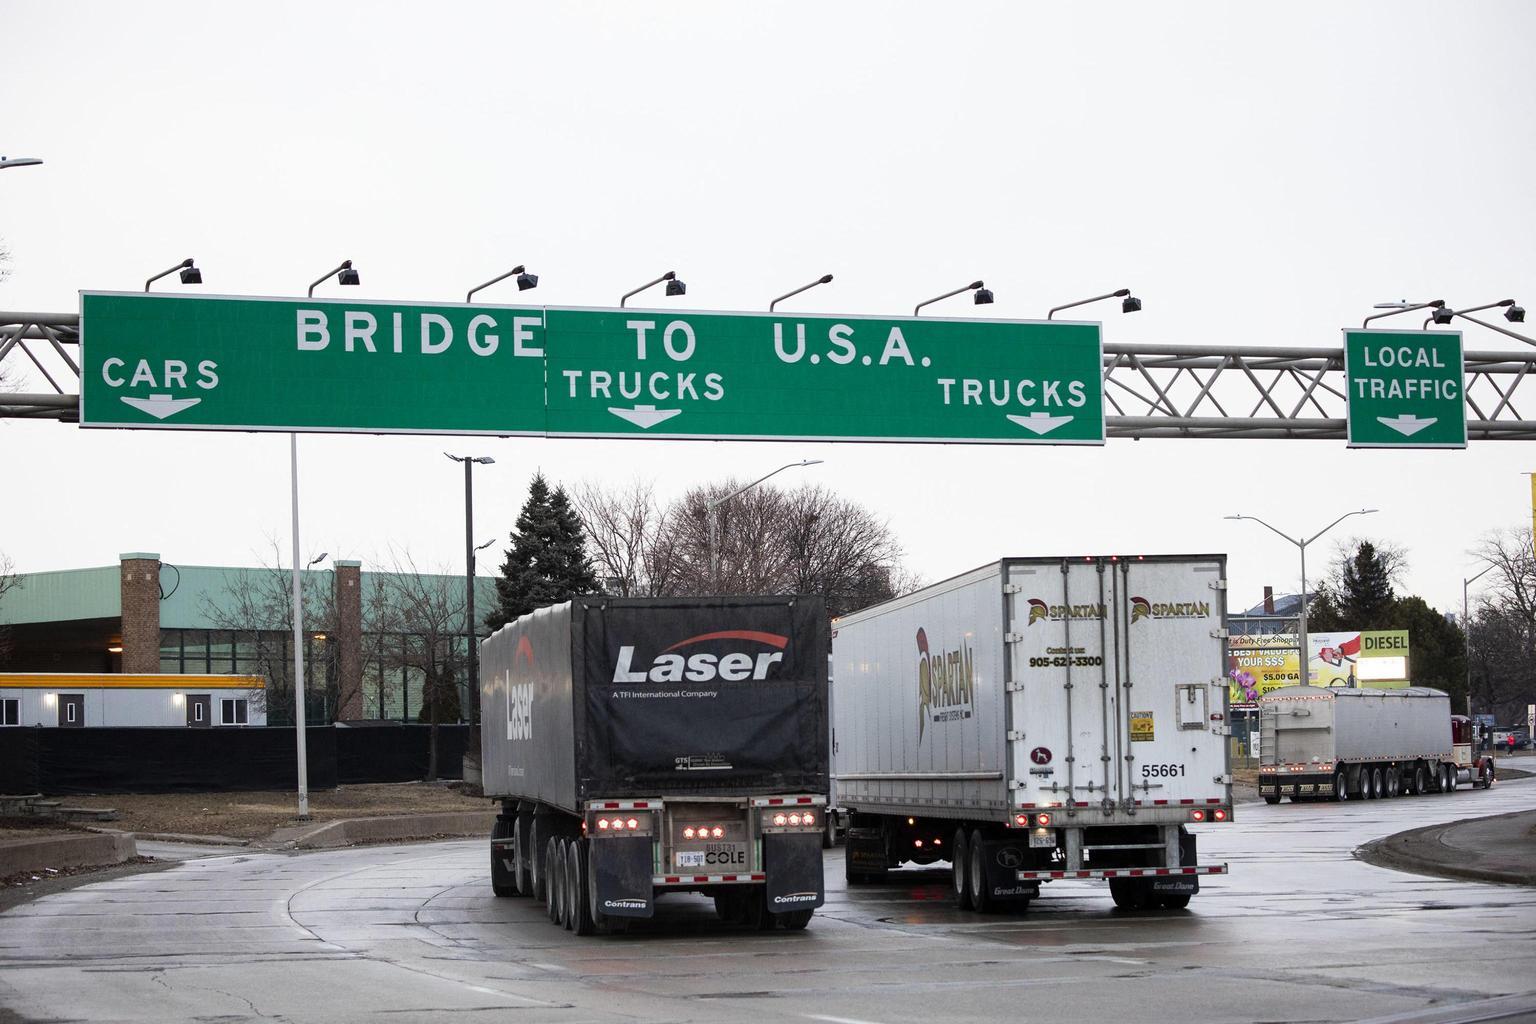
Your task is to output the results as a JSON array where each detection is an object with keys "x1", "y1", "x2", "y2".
[
  {"x1": 291, "y1": 261, "x2": 359, "y2": 819},
  {"x1": 1225, "y1": 509, "x2": 1378, "y2": 688},
  {"x1": 707, "y1": 459, "x2": 824, "y2": 590},
  {"x1": 1047, "y1": 288, "x2": 1141, "y2": 320},
  {"x1": 913, "y1": 281, "x2": 993, "y2": 317},
  {"x1": 1463, "y1": 563, "x2": 1496, "y2": 718},
  {"x1": 291, "y1": 548, "x2": 327, "y2": 820},
  {"x1": 445, "y1": 454, "x2": 495, "y2": 728},
  {"x1": 770, "y1": 274, "x2": 834, "y2": 312}
]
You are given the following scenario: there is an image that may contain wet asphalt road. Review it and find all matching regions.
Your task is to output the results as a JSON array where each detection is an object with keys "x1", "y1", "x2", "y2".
[{"x1": 2, "y1": 780, "x2": 1534, "y2": 1024}]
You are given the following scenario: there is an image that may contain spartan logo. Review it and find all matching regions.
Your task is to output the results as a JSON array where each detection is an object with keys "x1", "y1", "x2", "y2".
[
  {"x1": 506, "y1": 634, "x2": 535, "y2": 741},
  {"x1": 1026, "y1": 598, "x2": 1107, "y2": 626},
  {"x1": 916, "y1": 627, "x2": 974, "y2": 742},
  {"x1": 1131, "y1": 595, "x2": 1211, "y2": 624}
]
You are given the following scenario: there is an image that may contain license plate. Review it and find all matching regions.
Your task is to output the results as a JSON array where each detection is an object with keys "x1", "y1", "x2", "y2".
[
  {"x1": 675, "y1": 850, "x2": 705, "y2": 868},
  {"x1": 1029, "y1": 831, "x2": 1056, "y2": 849}
]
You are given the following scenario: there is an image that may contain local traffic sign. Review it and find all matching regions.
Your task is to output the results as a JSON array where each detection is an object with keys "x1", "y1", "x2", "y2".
[
  {"x1": 1343, "y1": 328, "x2": 1466, "y2": 448},
  {"x1": 80, "y1": 293, "x2": 1106, "y2": 444}
]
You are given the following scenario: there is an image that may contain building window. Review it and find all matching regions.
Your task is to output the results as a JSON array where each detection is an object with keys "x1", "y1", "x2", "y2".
[
  {"x1": 221, "y1": 698, "x2": 249, "y2": 726},
  {"x1": 0, "y1": 698, "x2": 18, "y2": 726}
]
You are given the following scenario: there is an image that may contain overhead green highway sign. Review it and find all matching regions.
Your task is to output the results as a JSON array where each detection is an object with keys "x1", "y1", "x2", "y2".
[
  {"x1": 79, "y1": 293, "x2": 1107, "y2": 444},
  {"x1": 1343, "y1": 328, "x2": 1466, "y2": 449}
]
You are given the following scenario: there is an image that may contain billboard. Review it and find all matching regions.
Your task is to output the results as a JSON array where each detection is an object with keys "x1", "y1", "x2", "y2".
[
  {"x1": 1306, "y1": 629, "x2": 1410, "y2": 689},
  {"x1": 1228, "y1": 634, "x2": 1302, "y2": 707}
]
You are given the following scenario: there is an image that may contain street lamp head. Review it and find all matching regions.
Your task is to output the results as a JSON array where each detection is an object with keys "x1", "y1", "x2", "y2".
[
  {"x1": 473, "y1": 456, "x2": 495, "y2": 464},
  {"x1": 973, "y1": 286, "x2": 994, "y2": 306},
  {"x1": 337, "y1": 261, "x2": 360, "y2": 286},
  {"x1": 308, "y1": 552, "x2": 329, "y2": 566},
  {"x1": 179, "y1": 261, "x2": 202, "y2": 285},
  {"x1": 819, "y1": 274, "x2": 834, "y2": 285},
  {"x1": 1431, "y1": 306, "x2": 1456, "y2": 325},
  {"x1": 516, "y1": 268, "x2": 539, "y2": 291},
  {"x1": 1506, "y1": 303, "x2": 1526, "y2": 324},
  {"x1": 801, "y1": 459, "x2": 825, "y2": 467},
  {"x1": 1121, "y1": 294, "x2": 1142, "y2": 314},
  {"x1": 666, "y1": 276, "x2": 687, "y2": 297}
]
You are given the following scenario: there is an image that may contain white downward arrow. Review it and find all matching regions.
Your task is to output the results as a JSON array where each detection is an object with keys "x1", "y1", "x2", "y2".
[
  {"x1": 1377, "y1": 414, "x2": 1437, "y2": 437},
  {"x1": 608, "y1": 404, "x2": 683, "y2": 429},
  {"x1": 121, "y1": 394, "x2": 202, "y2": 420},
  {"x1": 1006, "y1": 412, "x2": 1074, "y2": 436}
]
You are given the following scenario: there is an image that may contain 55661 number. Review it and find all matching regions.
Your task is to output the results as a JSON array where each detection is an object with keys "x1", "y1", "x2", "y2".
[{"x1": 1140, "y1": 763, "x2": 1185, "y2": 778}]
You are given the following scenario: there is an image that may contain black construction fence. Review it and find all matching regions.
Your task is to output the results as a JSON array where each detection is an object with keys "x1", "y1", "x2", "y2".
[{"x1": 0, "y1": 724, "x2": 470, "y2": 795}]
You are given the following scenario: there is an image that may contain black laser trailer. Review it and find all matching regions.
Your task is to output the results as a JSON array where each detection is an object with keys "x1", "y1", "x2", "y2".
[{"x1": 480, "y1": 595, "x2": 829, "y2": 934}]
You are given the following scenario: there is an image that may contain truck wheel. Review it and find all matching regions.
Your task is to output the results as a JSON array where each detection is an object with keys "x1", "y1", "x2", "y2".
[
  {"x1": 822, "y1": 812, "x2": 836, "y2": 850},
  {"x1": 1413, "y1": 763, "x2": 1428, "y2": 796},
  {"x1": 1333, "y1": 768, "x2": 1348, "y2": 801},
  {"x1": 951, "y1": 828, "x2": 973, "y2": 910},
  {"x1": 1366, "y1": 767, "x2": 1381, "y2": 799},
  {"x1": 1109, "y1": 878, "x2": 1150, "y2": 911},
  {"x1": 1386, "y1": 770, "x2": 1400, "y2": 798},
  {"x1": 714, "y1": 890, "x2": 747, "y2": 925},
  {"x1": 1445, "y1": 765, "x2": 1457, "y2": 792},
  {"x1": 1262, "y1": 794, "x2": 1281, "y2": 805},
  {"x1": 1158, "y1": 893, "x2": 1192, "y2": 910},
  {"x1": 513, "y1": 812, "x2": 533, "y2": 894},
  {"x1": 1480, "y1": 764, "x2": 1494, "y2": 789},
  {"x1": 777, "y1": 909, "x2": 814, "y2": 930},
  {"x1": 567, "y1": 840, "x2": 596, "y2": 936},
  {"x1": 530, "y1": 819, "x2": 548, "y2": 903},
  {"x1": 491, "y1": 817, "x2": 517, "y2": 897},
  {"x1": 967, "y1": 829, "x2": 995, "y2": 914},
  {"x1": 547, "y1": 837, "x2": 566, "y2": 926}
]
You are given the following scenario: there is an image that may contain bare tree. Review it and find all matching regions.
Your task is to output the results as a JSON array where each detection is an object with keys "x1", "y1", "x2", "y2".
[
  {"x1": 573, "y1": 477, "x2": 917, "y2": 618},
  {"x1": 1467, "y1": 527, "x2": 1536, "y2": 723},
  {"x1": 0, "y1": 551, "x2": 21, "y2": 663},
  {"x1": 196, "y1": 538, "x2": 338, "y2": 718},
  {"x1": 570, "y1": 479, "x2": 684, "y2": 596},
  {"x1": 371, "y1": 549, "x2": 469, "y2": 780}
]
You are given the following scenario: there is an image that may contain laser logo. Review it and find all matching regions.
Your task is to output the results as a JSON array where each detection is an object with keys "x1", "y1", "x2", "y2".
[
  {"x1": 507, "y1": 635, "x2": 535, "y2": 741},
  {"x1": 612, "y1": 629, "x2": 788, "y2": 684}
]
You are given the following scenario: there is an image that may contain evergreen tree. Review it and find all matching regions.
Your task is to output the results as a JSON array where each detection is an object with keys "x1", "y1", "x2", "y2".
[
  {"x1": 1338, "y1": 541, "x2": 1396, "y2": 627},
  {"x1": 486, "y1": 474, "x2": 600, "y2": 631}
]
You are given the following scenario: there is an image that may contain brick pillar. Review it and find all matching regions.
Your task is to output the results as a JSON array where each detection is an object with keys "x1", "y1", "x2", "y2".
[
  {"x1": 335, "y1": 560, "x2": 364, "y2": 720},
  {"x1": 119, "y1": 552, "x2": 161, "y2": 674}
]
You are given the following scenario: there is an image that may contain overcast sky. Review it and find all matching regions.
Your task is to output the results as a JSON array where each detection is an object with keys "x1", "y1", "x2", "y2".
[{"x1": 4, "y1": 1, "x2": 1535, "y2": 618}]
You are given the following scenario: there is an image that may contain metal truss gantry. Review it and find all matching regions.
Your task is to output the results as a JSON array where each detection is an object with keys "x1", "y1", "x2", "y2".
[{"x1": 6, "y1": 311, "x2": 1536, "y2": 439}]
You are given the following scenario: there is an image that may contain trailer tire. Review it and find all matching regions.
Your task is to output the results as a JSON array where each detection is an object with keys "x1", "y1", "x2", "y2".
[
  {"x1": 567, "y1": 840, "x2": 596, "y2": 936},
  {"x1": 547, "y1": 837, "x2": 565, "y2": 926},
  {"x1": 1386, "y1": 769, "x2": 1400, "y2": 798},
  {"x1": 1413, "y1": 763, "x2": 1428, "y2": 796},
  {"x1": 1331, "y1": 768, "x2": 1347, "y2": 801},
  {"x1": 1157, "y1": 893, "x2": 1192, "y2": 910},
  {"x1": 1445, "y1": 765, "x2": 1457, "y2": 792},
  {"x1": 1263, "y1": 794, "x2": 1280, "y2": 805},
  {"x1": 951, "y1": 828, "x2": 973, "y2": 910},
  {"x1": 967, "y1": 829, "x2": 995, "y2": 914},
  {"x1": 491, "y1": 817, "x2": 517, "y2": 897},
  {"x1": 1109, "y1": 878, "x2": 1151, "y2": 911},
  {"x1": 822, "y1": 812, "x2": 836, "y2": 850},
  {"x1": 1366, "y1": 766, "x2": 1382, "y2": 799},
  {"x1": 778, "y1": 909, "x2": 814, "y2": 930},
  {"x1": 530, "y1": 819, "x2": 548, "y2": 903}
]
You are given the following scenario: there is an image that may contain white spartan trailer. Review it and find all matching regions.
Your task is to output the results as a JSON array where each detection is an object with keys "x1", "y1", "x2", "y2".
[{"x1": 831, "y1": 555, "x2": 1233, "y2": 912}]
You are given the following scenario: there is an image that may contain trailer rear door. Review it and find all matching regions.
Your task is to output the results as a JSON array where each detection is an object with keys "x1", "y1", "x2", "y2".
[{"x1": 1005, "y1": 556, "x2": 1229, "y2": 821}]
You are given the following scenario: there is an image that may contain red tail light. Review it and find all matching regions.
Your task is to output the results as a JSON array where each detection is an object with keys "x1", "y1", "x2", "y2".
[
  {"x1": 1190, "y1": 809, "x2": 1206, "y2": 822},
  {"x1": 1036, "y1": 812, "x2": 1052, "y2": 827},
  {"x1": 1212, "y1": 808, "x2": 1228, "y2": 822}
]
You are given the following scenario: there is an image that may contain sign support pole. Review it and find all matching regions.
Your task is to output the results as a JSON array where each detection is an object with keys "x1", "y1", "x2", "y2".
[{"x1": 290, "y1": 432, "x2": 310, "y2": 820}]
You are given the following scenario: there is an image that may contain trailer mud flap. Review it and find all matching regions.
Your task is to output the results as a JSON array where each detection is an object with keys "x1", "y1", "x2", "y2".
[
  {"x1": 978, "y1": 838, "x2": 1042, "y2": 902},
  {"x1": 1150, "y1": 874, "x2": 1200, "y2": 895},
  {"x1": 591, "y1": 836, "x2": 654, "y2": 918},
  {"x1": 764, "y1": 833, "x2": 824, "y2": 912}
]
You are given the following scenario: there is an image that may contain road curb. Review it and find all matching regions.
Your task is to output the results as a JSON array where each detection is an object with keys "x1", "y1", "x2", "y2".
[
  {"x1": 1356, "y1": 808, "x2": 1536, "y2": 887},
  {"x1": 280, "y1": 811, "x2": 497, "y2": 849},
  {"x1": 0, "y1": 831, "x2": 138, "y2": 877}
]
